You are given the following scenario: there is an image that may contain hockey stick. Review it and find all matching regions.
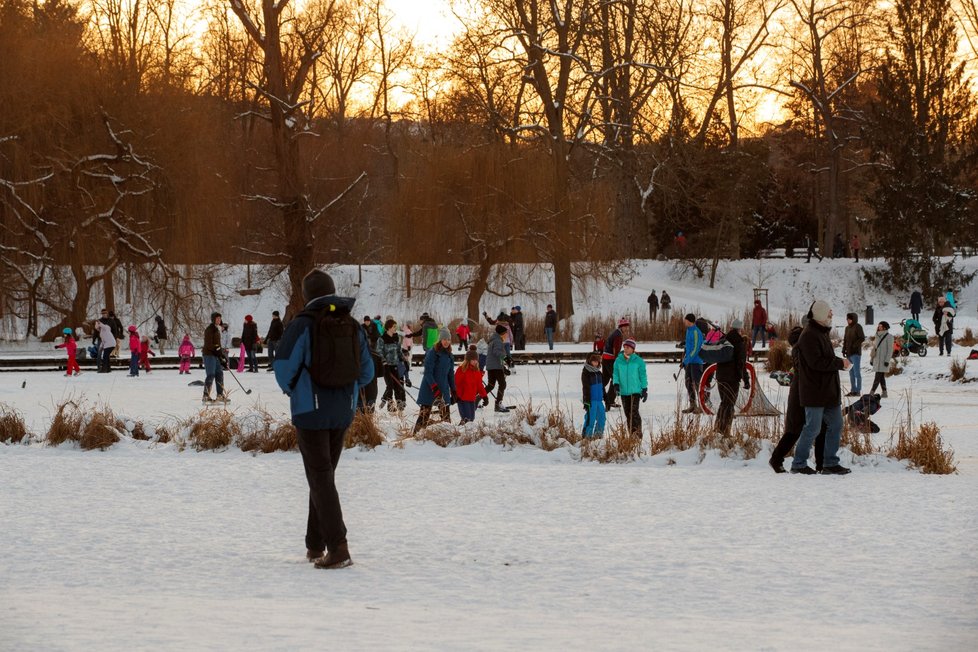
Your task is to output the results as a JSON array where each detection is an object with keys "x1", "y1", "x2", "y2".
[{"x1": 226, "y1": 367, "x2": 253, "y2": 395}]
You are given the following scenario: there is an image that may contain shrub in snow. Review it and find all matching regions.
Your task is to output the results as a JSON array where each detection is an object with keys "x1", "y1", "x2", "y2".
[
  {"x1": 765, "y1": 340, "x2": 792, "y2": 373},
  {"x1": 580, "y1": 422, "x2": 642, "y2": 463},
  {"x1": 237, "y1": 407, "x2": 298, "y2": 454},
  {"x1": 0, "y1": 404, "x2": 30, "y2": 444},
  {"x1": 45, "y1": 400, "x2": 84, "y2": 446},
  {"x1": 887, "y1": 421, "x2": 957, "y2": 475},
  {"x1": 183, "y1": 408, "x2": 240, "y2": 451},
  {"x1": 79, "y1": 407, "x2": 123, "y2": 451},
  {"x1": 949, "y1": 358, "x2": 967, "y2": 382},
  {"x1": 344, "y1": 411, "x2": 385, "y2": 450}
]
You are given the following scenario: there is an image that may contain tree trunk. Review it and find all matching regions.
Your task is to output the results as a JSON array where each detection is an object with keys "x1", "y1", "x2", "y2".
[
  {"x1": 104, "y1": 266, "x2": 116, "y2": 312},
  {"x1": 551, "y1": 141, "x2": 574, "y2": 321}
]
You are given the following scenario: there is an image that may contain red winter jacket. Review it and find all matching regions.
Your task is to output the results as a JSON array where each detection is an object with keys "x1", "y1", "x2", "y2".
[
  {"x1": 752, "y1": 303, "x2": 767, "y2": 327},
  {"x1": 454, "y1": 365, "x2": 488, "y2": 402},
  {"x1": 55, "y1": 337, "x2": 77, "y2": 357}
]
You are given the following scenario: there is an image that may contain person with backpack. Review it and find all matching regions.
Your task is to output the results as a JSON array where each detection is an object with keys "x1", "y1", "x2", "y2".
[
  {"x1": 647, "y1": 291, "x2": 659, "y2": 323},
  {"x1": 581, "y1": 352, "x2": 606, "y2": 438},
  {"x1": 376, "y1": 319, "x2": 406, "y2": 412},
  {"x1": 484, "y1": 324, "x2": 511, "y2": 413},
  {"x1": 414, "y1": 328, "x2": 456, "y2": 431},
  {"x1": 909, "y1": 290, "x2": 923, "y2": 322},
  {"x1": 769, "y1": 325, "x2": 826, "y2": 473},
  {"x1": 203, "y1": 313, "x2": 229, "y2": 403},
  {"x1": 792, "y1": 299, "x2": 851, "y2": 475},
  {"x1": 55, "y1": 328, "x2": 81, "y2": 377},
  {"x1": 241, "y1": 315, "x2": 260, "y2": 373},
  {"x1": 178, "y1": 334, "x2": 195, "y2": 374},
  {"x1": 454, "y1": 350, "x2": 488, "y2": 425},
  {"x1": 751, "y1": 299, "x2": 768, "y2": 348},
  {"x1": 869, "y1": 321, "x2": 894, "y2": 398},
  {"x1": 273, "y1": 269, "x2": 373, "y2": 570},
  {"x1": 601, "y1": 318, "x2": 630, "y2": 410},
  {"x1": 612, "y1": 339, "x2": 648, "y2": 437},
  {"x1": 264, "y1": 310, "x2": 284, "y2": 371},
  {"x1": 154, "y1": 315, "x2": 168, "y2": 355},
  {"x1": 544, "y1": 304, "x2": 558, "y2": 350},
  {"x1": 681, "y1": 314, "x2": 705, "y2": 413},
  {"x1": 127, "y1": 325, "x2": 141, "y2": 377},
  {"x1": 843, "y1": 313, "x2": 866, "y2": 396},
  {"x1": 714, "y1": 319, "x2": 747, "y2": 437}
]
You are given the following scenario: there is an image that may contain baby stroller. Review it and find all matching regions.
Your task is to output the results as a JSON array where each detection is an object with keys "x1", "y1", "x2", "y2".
[
  {"x1": 844, "y1": 394, "x2": 883, "y2": 433},
  {"x1": 898, "y1": 319, "x2": 928, "y2": 357}
]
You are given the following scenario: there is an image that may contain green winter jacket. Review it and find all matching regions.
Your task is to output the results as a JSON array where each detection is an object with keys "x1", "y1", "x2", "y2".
[{"x1": 612, "y1": 351, "x2": 648, "y2": 396}]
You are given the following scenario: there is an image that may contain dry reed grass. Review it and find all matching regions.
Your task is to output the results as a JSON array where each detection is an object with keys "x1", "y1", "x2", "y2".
[
  {"x1": 0, "y1": 404, "x2": 29, "y2": 444},
  {"x1": 580, "y1": 420, "x2": 643, "y2": 463},
  {"x1": 46, "y1": 400, "x2": 84, "y2": 446},
  {"x1": 949, "y1": 358, "x2": 967, "y2": 382},
  {"x1": 840, "y1": 420, "x2": 875, "y2": 457},
  {"x1": 650, "y1": 403, "x2": 710, "y2": 455},
  {"x1": 79, "y1": 407, "x2": 123, "y2": 451},
  {"x1": 154, "y1": 424, "x2": 172, "y2": 444},
  {"x1": 765, "y1": 340, "x2": 792, "y2": 373},
  {"x1": 129, "y1": 421, "x2": 149, "y2": 441},
  {"x1": 185, "y1": 408, "x2": 240, "y2": 451},
  {"x1": 886, "y1": 356, "x2": 906, "y2": 377},
  {"x1": 887, "y1": 421, "x2": 957, "y2": 474},
  {"x1": 957, "y1": 327, "x2": 976, "y2": 347},
  {"x1": 238, "y1": 407, "x2": 298, "y2": 453},
  {"x1": 345, "y1": 410, "x2": 385, "y2": 449}
]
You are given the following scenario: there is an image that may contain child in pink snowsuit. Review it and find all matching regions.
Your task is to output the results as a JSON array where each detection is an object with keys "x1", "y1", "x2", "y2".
[
  {"x1": 178, "y1": 334, "x2": 195, "y2": 374},
  {"x1": 127, "y1": 326, "x2": 141, "y2": 376},
  {"x1": 140, "y1": 335, "x2": 155, "y2": 373}
]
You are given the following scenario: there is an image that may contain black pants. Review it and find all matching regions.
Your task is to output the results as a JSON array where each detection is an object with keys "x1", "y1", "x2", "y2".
[
  {"x1": 620, "y1": 394, "x2": 642, "y2": 437},
  {"x1": 771, "y1": 424, "x2": 826, "y2": 469},
  {"x1": 485, "y1": 369, "x2": 507, "y2": 405},
  {"x1": 381, "y1": 365, "x2": 405, "y2": 404},
  {"x1": 359, "y1": 376, "x2": 378, "y2": 412},
  {"x1": 414, "y1": 404, "x2": 449, "y2": 432},
  {"x1": 870, "y1": 371, "x2": 887, "y2": 394},
  {"x1": 939, "y1": 331, "x2": 952, "y2": 355},
  {"x1": 296, "y1": 427, "x2": 347, "y2": 554},
  {"x1": 601, "y1": 358, "x2": 616, "y2": 408},
  {"x1": 715, "y1": 380, "x2": 739, "y2": 435}
]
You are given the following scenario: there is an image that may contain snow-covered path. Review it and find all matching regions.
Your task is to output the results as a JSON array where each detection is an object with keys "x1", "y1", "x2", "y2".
[{"x1": 2, "y1": 446, "x2": 977, "y2": 650}]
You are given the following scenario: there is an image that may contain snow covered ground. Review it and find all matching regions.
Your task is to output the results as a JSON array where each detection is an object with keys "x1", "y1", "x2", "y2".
[{"x1": 2, "y1": 258, "x2": 978, "y2": 650}]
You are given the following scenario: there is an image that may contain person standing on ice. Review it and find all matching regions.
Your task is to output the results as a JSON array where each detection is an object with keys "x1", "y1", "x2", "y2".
[
  {"x1": 414, "y1": 328, "x2": 457, "y2": 430},
  {"x1": 139, "y1": 335, "x2": 155, "y2": 373},
  {"x1": 126, "y1": 325, "x2": 141, "y2": 377},
  {"x1": 154, "y1": 315, "x2": 168, "y2": 354},
  {"x1": 455, "y1": 320, "x2": 471, "y2": 351},
  {"x1": 647, "y1": 291, "x2": 659, "y2": 322},
  {"x1": 601, "y1": 318, "x2": 630, "y2": 410},
  {"x1": 792, "y1": 299, "x2": 851, "y2": 475},
  {"x1": 681, "y1": 314, "x2": 704, "y2": 413},
  {"x1": 264, "y1": 310, "x2": 284, "y2": 371},
  {"x1": 869, "y1": 321, "x2": 894, "y2": 398},
  {"x1": 202, "y1": 312, "x2": 229, "y2": 403},
  {"x1": 241, "y1": 315, "x2": 260, "y2": 373},
  {"x1": 510, "y1": 306, "x2": 526, "y2": 351},
  {"x1": 484, "y1": 324, "x2": 511, "y2": 413},
  {"x1": 274, "y1": 269, "x2": 373, "y2": 570},
  {"x1": 55, "y1": 328, "x2": 81, "y2": 376},
  {"x1": 769, "y1": 324, "x2": 826, "y2": 473},
  {"x1": 178, "y1": 334, "x2": 195, "y2": 374},
  {"x1": 612, "y1": 338, "x2": 648, "y2": 438},
  {"x1": 376, "y1": 319, "x2": 406, "y2": 412},
  {"x1": 714, "y1": 319, "x2": 747, "y2": 437},
  {"x1": 401, "y1": 322, "x2": 415, "y2": 387},
  {"x1": 454, "y1": 349, "x2": 488, "y2": 425},
  {"x1": 544, "y1": 304, "x2": 558, "y2": 350},
  {"x1": 909, "y1": 290, "x2": 923, "y2": 322},
  {"x1": 751, "y1": 299, "x2": 768, "y2": 348},
  {"x1": 842, "y1": 313, "x2": 865, "y2": 396},
  {"x1": 581, "y1": 352, "x2": 606, "y2": 438},
  {"x1": 94, "y1": 320, "x2": 116, "y2": 373},
  {"x1": 850, "y1": 234, "x2": 861, "y2": 263},
  {"x1": 938, "y1": 300, "x2": 955, "y2": 356}
]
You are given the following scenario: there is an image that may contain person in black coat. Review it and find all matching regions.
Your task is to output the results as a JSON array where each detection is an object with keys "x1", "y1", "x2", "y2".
[
  {"x1": 647, "y1": 291, "x2": 659, "y2": 322},
  {"x1": 769, "y1": 325, "x2": 826, "y2": 473},
  {"x1": 510, "y1": 306, "x2": 526, "y2": 351},
  {"x1": 241, "y1": 315, "x2": 260, "y2": 372},
  {"x1": 714, "y1": 320, "x2": 748, "y2": 436},
  {"x1": 909, "y1": 290, "x2": 923, "y2": 322},
  {"x1": 790, "y1": 300, "x2": 851, "y2": 474},
  {"x1": 544, "y1": 304, "x2": 558, "y2": 350},
  {"x1": 154, "y1": 315, "x2": 168, "y2": 354},
  {"x1": 265, "y1": 310, "x2": 284, "y2": 370}
]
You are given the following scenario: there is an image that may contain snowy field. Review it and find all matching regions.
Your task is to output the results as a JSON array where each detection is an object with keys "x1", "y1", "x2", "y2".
[{"x1": 2, "y1": 258, "x2": 978, "y2": 650}]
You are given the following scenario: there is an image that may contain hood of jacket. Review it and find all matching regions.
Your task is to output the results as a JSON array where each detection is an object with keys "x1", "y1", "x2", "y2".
[{"x1": 304, "y1": 294, "x2": 355, "y2": 314}]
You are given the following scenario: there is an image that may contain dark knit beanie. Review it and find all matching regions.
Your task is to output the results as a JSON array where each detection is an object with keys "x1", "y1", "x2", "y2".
[
  {"x1": 495, "y1": 324, "x2": 507, "y2": 335},
  {"x1": 301, "y1": 269, "x2": 336, "y2": 302}
]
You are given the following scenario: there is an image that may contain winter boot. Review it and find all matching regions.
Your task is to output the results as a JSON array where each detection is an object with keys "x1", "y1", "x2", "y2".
[
  {"x1": 881, "y1": 390, "x2": 888, "y2": 399},
  {"x1": 494, "y1": 403, "x2": 510, "y2": 413},
  {"x1": 769, "y1": 458, "x2": 786, "y2": 474},
  {"x1": 202, "y1": 392, "x2": 212, "y2": 404},
  {"x1": 306, "y1": 549, "x2": 324, "y2": 562},
  {"x1": 378, "y1": 399, "x2": 388, "y2": 412},
  {"x1": 820, "y1": 465, "x2": 852, "y2": 475},
  {"x1": 314, "y1": 541, "x2": 352, "y2": 570},
  {"x1": 396, "y1": 400, "x2": 406, "y2": 412},
  {"x1": 790, "y1": 466, "x2": 817, "y2": 475}
]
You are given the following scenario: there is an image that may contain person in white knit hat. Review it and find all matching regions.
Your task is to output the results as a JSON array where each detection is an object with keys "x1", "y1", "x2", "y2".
[{"x1": 791, "y1": 299, "x2": 852, "y2": 475}]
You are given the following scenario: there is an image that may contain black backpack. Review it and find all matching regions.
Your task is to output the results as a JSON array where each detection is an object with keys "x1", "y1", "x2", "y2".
[{"x1": 303, "y1": 306, "x2": 361, "y2": 388}]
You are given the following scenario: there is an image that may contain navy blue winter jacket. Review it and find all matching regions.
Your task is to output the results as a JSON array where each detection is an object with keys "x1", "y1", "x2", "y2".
[
  {"x1": 273, "y1": 295, "x2": 374, "y2": 430},
  {"x1": 416, "y1": 345, "x2": 456, "y2": 406}
]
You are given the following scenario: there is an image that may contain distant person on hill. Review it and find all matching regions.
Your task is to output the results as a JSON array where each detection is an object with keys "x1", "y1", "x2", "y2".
[
  {"x1": 804, "y1": 234, "x2": 823, "y2": 263},
  {"x1": 674, "y1": 230, "x2": 687, "y2": 254},
  {"x1": 660, "y1": 291, "x2": 672, "y2": 320},
  {"x1": 751, "y1": 299, "x2": 768, "y2": 348},
  {"x1": 544, "y1": 304, "x2": 558, "y2": 350},
  {"x1": 647, "y1": 290, "x2": 659, "y2": 322},
  {"x1": 938, "y1": 299, "x2": 955, "y2": 356},
  {"x1": 850, "y1": 234, "x2": 861, "y2": 263},
  {"x1": 909, "y1": 290, "x2": 923, "y2": 322}
]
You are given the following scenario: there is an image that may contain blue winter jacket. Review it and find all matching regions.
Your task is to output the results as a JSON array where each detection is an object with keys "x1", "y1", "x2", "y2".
[
  {"x1": 613, "y1": 352, "x2": 648, "y2": 396},
  {"x1": 417, "y1": 345, "x2": 456, "y2": 406},
  {"x1": 582, "y1": 366, "x2": 604, "y2": 404},
  {"x1": 683, "y1": 325, "x2": 704, "y2": 365},
  {"x1": 273, "y1": 295, "x2": 374, "y2": 430}
]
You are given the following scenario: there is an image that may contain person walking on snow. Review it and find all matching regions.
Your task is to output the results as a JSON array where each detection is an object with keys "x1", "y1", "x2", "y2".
[
  {"x1": 647, "y1": 290, "x2": 659, "y2": 322},
  {"x1": 681, "y1": 314, "x2": 705, "y2": 413},
  {"x1": 843, "y1": 312, "x2": 865, "y2": 396},
  {"x1": 769, "y1": 325, "x2": 826, "y2": 473},
  {"x1": 581, "y1": 352, "x2": 606, "y2": 438},
  {"x1": 869, "y1": 321, "x2": 894, "y2": 398},
  {"x1": 376, "y1": 319, "x2": 406, "y2": 412},
  {"x1": 55, "y1": 328, "x2": 81, "y2": 376},
  {"x1": 454, "y1": 350, "x2": 488, "y2": 425},
  {"x1": 455, "y1": 321, "x2": 471, "y2": 352},
  {"x1": 178, "y1": 334, "x2": 195, "y2": 374},
  {"x1": 154, "y1": 315, "x2": 168, "y2": 354},
  {"x1": 938, "y1": 300, "x2": 955, "y2": 356},
  {"x1": 264, "y1": 310, "x2": 284, "y2": 371},
  {"x1": 415, "y1": 328, "x2": 456, "y2": 430},
  {"x1": 714, "y1": 319, "x2": 748, "y2": 437},
  {"x1": 850, "y1": 234, "x2": 861, "y2": 263},
  {"x1": 544, "y1": 304, "x2": 558, "y2": 350},
  {"x1": 909, "y1": 290, "x2": 923, "y2": 322},
  {"x1": 804, "y1": 234, "x2": 823, "y2": 263},
  {"x1": 273, "y1": 269, "x2": 373, "y2": 570},
  {"x1": 791, "y1": 299, "x2": 851, "y2": 475},
  {"x1": 612, "y1": 339, "x2": 648, "y2": 437},
  {"x1": 751, "y1": 299, "x2": 768, "y2": 348},
  {"x1": 127, "y1": 325, "x2": 141, "y2": 377},
  {"x1": 660, "y1": 291, "x2": 672, "y2": 320}
]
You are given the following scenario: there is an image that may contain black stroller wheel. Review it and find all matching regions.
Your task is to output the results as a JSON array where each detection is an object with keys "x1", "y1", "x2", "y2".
[
  {"x1": 918, "y1": 348, "x2": 927, "y2": 357},
  {"x1": 901, "y1": 348, "x2": 909, "y2": 357}
]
